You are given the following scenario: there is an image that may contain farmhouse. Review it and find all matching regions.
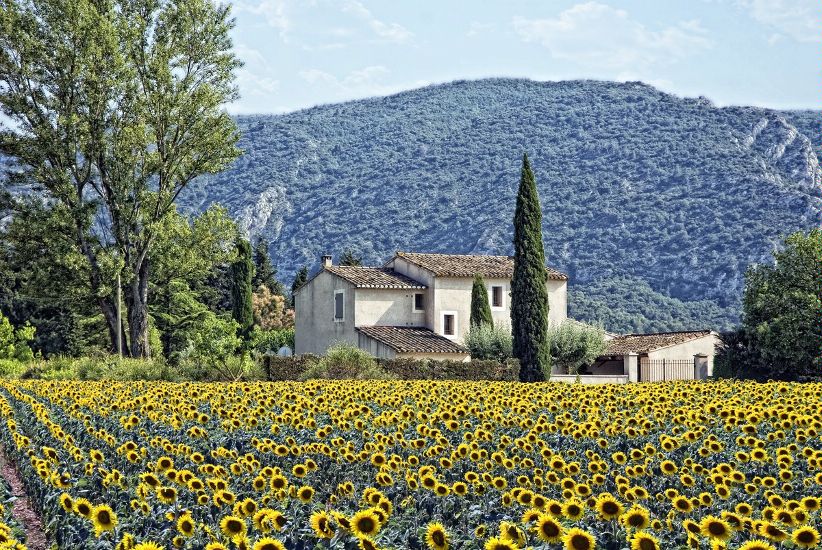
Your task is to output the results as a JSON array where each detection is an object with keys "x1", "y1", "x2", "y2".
[
  {"x1": 294, "y1": 252, "x2": 568, "y2": 360},
  {"x1": 294, "y1": 251, "x2": 718, "y2": 381}
]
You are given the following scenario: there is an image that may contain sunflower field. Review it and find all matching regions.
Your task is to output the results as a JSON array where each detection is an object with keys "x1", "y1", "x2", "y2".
[{"x1": 0, "y1": 379, "x2": 820, "y2": 550}]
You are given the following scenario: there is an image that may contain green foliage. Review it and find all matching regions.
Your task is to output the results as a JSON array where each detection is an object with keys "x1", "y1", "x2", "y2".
[
  {"x1": 300, "y1": 344, "x2": 394, "y2": 380},
  {"x1": 19, "y1": 356, "x2": 178, "y2": 381},
  {"x1": 470, "y1": 274, "x2": 493, "y2": 328},
  {"x1": 182, "y1": 315, "x2": 249, "y2": 381},
  {"x1": 511, "y1": 153, "x2": 550, "y2": 382},
  {"x1": 0, "y1": 310, "x2": 35, "y2": 362},
  {"x1": 230, "y1": 238, "x2": 254, "y2": 337},
  {"x1": 339, "y1": 248, "x2": 363, "y2": 266},
  {"x1": 179, "y1": 79, "x2": 821, "y2": 334},
  {"x1": 248, "y1": 327, "x2": 295, "y2": 354},
  {"x1": 740, "y1": 229, "x2": 822, "y2": 380},
  {"x1": 465, "y1": 324, "x2": 513, "y2": 362},
  {"x1": 545, "y1": 321, "x2": 609, "y2": 376}
]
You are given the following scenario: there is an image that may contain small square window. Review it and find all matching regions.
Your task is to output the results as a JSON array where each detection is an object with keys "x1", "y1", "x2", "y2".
[
  {"x1": 443, "y1": 314, "x2": 455, "y2": 336},
  {"x1": 414, "y1": 293, "x2": 424, "y2": 311},
  {"x1": 492, "y1": 286, "x2": 503, "y2": 308}
]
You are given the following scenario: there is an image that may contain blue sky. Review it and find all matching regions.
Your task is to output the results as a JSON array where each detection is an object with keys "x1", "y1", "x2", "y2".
[{"x1": 227, "y1": 0, "x2": 820, "y2": 114}]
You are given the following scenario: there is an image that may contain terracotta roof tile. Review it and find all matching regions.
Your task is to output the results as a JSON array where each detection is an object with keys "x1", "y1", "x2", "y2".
[
  {"x1": 357, "y1": 326, "x2": 468, "y2": 354},
  {"x1": 394, "y1": 252, "x2": 568, "y2": 280},
  {"x1": 325, "y1": 266, "x2": 426, "y2": 289},
  {"x1": 604, "y1": 331, "x2": 714, "y2": 355}
]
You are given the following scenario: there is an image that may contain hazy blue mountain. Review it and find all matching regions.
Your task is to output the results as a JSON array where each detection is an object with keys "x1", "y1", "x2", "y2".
[{"x1": 179, "y1": 78, "x2": 821, "y2": 333}]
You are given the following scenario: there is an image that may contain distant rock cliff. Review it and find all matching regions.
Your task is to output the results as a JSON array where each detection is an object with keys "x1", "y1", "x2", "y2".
[{"x1": 179, "y1": 78, "x2": 822, "y2": 333}]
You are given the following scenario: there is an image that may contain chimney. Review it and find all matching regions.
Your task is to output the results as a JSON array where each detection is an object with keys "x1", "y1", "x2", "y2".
[{"x1": 321, "y1": 254, "x2": 333, "y2": 268}]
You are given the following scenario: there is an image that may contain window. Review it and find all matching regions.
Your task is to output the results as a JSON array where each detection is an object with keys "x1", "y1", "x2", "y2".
[
  {"x1": 491, "y1": 285, "x2": 504, "y2": 309},
  {"x1": 413, "y1": 293, "x2": 424, "y2": 312},
  {"x1": 334, "y1": 290, "x2": 344, "y2": 320},
  {"x1": 442, "y1": 312, "x2": 457, "y2": 337}
]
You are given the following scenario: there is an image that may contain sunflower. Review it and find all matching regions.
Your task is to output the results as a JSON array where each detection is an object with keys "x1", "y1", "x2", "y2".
[
  {"x1": 425, "y1": 522, "x2": 449, "y2": 550},
  {"x1": 792, "y1": 526, "x2": 820, "y2": 549},
  {"x1": 220, "y1": 515, "x2": 247, "y2": 541},
  {"x1": 310, "y1": 511, "x2": 335, "y2": 539},
  {"x1": 252, "y1": 538, "x2": 286, "y2": 550},
  {"x1": 177, "y1": 514, "x2": 195, "y2": 537},
  {"x1": 563, "y1": 527, "x2": 596, "y2": 550},
  {"x1": 483, "y1": 537, "x2": 517, "y2": 550},
  {"x1": 534, "y1": 514, "x2": 563, "y2": 543},
  {"x1": 133, "y1": 544, "x2": 164, "y2": 550},
  {"x1": 562, "y1": 499, "x2": 585, "y2": 520},
  {"x1": 672, "y1": 496, "x2": 693, "y2": 513},
  {"x1": 59, "y1": 493, "x2": 73, "y2": 512},
  {"x1": 630, "y1": 532, "x2": 660, "y2": 550},
  {"x1": 91, "y1": 504, "x2": 118, "y2": 536},
  {"x1": 358, "y1": 537, "x2": 382, "y2": 550},
  {"x1": 297, "y1": 485, "x2": 314, "y2": 503},
  {"x1": 737, "y1": 541, "x2": 776, "y2": 550},
  {"x1": 351, "y1": 509, "x2": 381, "y2": 539},
  {"x1": 74, "y1": 498, "x2": 94, "y2": 518},
  {"x1": 758, "y1": 521, "x2": 789, "y2": 542},
  {"x1": 156, "y1": 486, "x2": 177, "y2": 504},
  {"x1": 621, "y1": 506, "x2": 651, "y2": 530},
  {"x1": 595, "y1": 495, "x2": 624, "y2": 520}
]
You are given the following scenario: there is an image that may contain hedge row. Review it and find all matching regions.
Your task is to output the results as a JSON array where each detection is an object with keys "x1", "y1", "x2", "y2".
[{"x1": 263, "y1": 355, "x2": 520, "y2": 381}]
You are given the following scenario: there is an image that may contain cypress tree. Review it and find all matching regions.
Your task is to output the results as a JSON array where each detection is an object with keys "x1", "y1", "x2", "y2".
[
  {"x1": 470, "y1": 274, "x2": 494, "y2": 328},
  {"x1": 230, "y1": 238, "x2": 254, "y2": 338},
  {"x1": 252, "y1": 237, "x2": 285, "y2": 295},
  {"x1": 511, "y1": 153, "x2": 550, "y2": 381}
]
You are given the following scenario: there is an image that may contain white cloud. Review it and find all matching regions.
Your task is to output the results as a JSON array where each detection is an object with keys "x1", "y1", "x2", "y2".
[
  {"x1": 466, "y1": 21, "x2": 494, "y2": 37},
  {"x1": 341, "y1": 0, "x2": 413, "y2": 43},
  {"x1": 233, "y1": 0, "x2": 291, "y2": 40},
  {"x1": 512, "y1": 2, "x2": 712, "y2": 72},
  {"x1": 736, "y1": 0, "x2": 821, "y2": 43}
]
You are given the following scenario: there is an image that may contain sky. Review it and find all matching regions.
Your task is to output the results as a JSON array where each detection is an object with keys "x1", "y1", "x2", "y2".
[{"x1": 227, "y1": 0, "x2": 821, "y2": 114}]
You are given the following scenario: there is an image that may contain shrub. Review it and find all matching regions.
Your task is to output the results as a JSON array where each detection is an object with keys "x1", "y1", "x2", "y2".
[
  {"x1": 248, "y1": 327, "x2": 295, "y2": 354},
  {"x1": 0, "y1": 310, "x2": 35, "y2": 362},
  {"x1": 545, "y1": 321, "x2": 608, "y2": 376},
  {"x1": 465, "y1": 323, "x2": 513, "y2": 362},
  {"x1": 19, "y1": 355, "x2": 178, "y2": 381},
  {"x1": 300, "y1": 344, "x2": 395, "y2": 380}
]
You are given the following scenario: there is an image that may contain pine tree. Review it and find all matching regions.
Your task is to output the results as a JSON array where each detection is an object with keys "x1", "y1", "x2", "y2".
[
  {"x1": 511, "y1": 153, "x2": 550, "y2": 381},
  {"x1": 252, "y1": 237, "x2": 284, "y2": 295},
  {"x1": 290, "y1": 266, "x2": 309, "y2": 307},
  {"x1": 339, "y1": 248, "x2": 363, "y2": 266},
  {"x1": 230, "y1": 238, "x2": 254, "y2": 338},
  {"x1": 470, "y1": 274, "x2": 494, "y2": 328}
]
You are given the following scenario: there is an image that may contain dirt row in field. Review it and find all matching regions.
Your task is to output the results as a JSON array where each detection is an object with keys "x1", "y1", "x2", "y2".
[{"x1": 0, "y1": 445, "x2": 48, "y2": 550}]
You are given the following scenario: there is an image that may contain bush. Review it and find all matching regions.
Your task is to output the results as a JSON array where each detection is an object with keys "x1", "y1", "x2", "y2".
[
  {"x1": 248, "y1": 327, "x2": 295, "y2": 354},
  {"x1": 545, "y1": 321, "x2": 608, "y2": 376},
  {"x1": 299, "y1": 344, "x2": 395, "y2": 380},
  {"x1": 465, "y1": 323, "x2": 513, "y2": 362},
  {"x1": 19, "y1": 355, "x2": 179, "y2": 381}
]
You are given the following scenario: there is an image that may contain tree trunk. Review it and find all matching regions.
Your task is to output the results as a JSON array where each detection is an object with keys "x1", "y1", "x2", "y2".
[{"x1": 127, "y1": 256, "x2": 151, "y2": 358}]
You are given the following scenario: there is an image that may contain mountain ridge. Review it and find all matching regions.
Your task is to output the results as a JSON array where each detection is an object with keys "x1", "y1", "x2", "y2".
[{"x1": 179, "y1": 78, "x2": 822, "y2": 333}]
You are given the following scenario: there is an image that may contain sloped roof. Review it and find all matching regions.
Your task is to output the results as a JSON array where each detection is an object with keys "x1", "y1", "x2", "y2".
[
  {"x1": 604, "y1": 330, "x2": 714, "y2": 355},
  {"x1": 325, "y1": 266, "x2": 426, "y2": 289},
  {"x1": 357, "y1": 326, "x2": 468, "y2": 354},
  {"x1": 394, "y1": 252, "x2": 568, "y2": 280}
]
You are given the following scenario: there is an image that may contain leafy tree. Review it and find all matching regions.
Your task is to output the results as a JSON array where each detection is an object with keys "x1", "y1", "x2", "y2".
[
  {"x1": 290, "y1": 266, "x2": 309, "y2": 307},
  {"x1": 0, "y1": 0, "x2": 242, "y2": 357},
  {"x1": 470, "y1": 274, "x2": 493, "y2": 328},
  {"x1": 252, "y1": 237, "x2": 285, "y2": 295},
  {"x1": 0, "y1": 309, "x2": 35, "y2": 362},
  {"x1": 511, "y1": 153, "x2": 550, "y2": 382},
  {"x1": 465, "y1": 323, "x2": 512, "y2": 362},
  {"x1": 230, "y1": 238, "x2": 254, "y2": 338},
  {"x1": 339, "y1": 248, "x2": 363, "y2": 266},
  {"x1": 741, "y1": 229, "x2": 822, "y2": 380},
  {"x1": 546, "y1": 321, "x2": 608, "y2": 376},
  {"x1": 252, "y1": 286, "x2": 294, "y2": 330},
  {"x1": 184, "y1": 315, "x2": 250, "y2": 381}
]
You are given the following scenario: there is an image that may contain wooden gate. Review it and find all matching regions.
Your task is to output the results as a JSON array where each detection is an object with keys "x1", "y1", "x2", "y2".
[{"x1": 639, "y1": 358, "x2": 695, "y2": 382}]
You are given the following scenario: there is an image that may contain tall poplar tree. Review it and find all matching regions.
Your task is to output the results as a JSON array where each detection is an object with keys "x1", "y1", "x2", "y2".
[
  {"x1": 470, "y1": 274, "x2": 493, "y2": 328},
  {"x1": 230, "y1": 238, "x2": 254, "y2": 338},
  {"x1": 511, "y1": 153, "x2": 550, "y2": 381},
  {"x1": 0, "y1": 0, "x2": 242, "y2": 357}
]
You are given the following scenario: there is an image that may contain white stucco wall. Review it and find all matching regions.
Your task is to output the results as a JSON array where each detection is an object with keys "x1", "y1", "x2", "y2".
[
  {"x1": 387, "y1": 257, "x2": 437, "y2": 329},
  {"x1": 354, "y1": 288, "x2": 426, "y2": 327},
  {"x1": 294, "y1": 271, "x2": 357, "y2": 355},
  {"x1": 647, "y1": 334, "x2": 719, "y2": 377}
]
